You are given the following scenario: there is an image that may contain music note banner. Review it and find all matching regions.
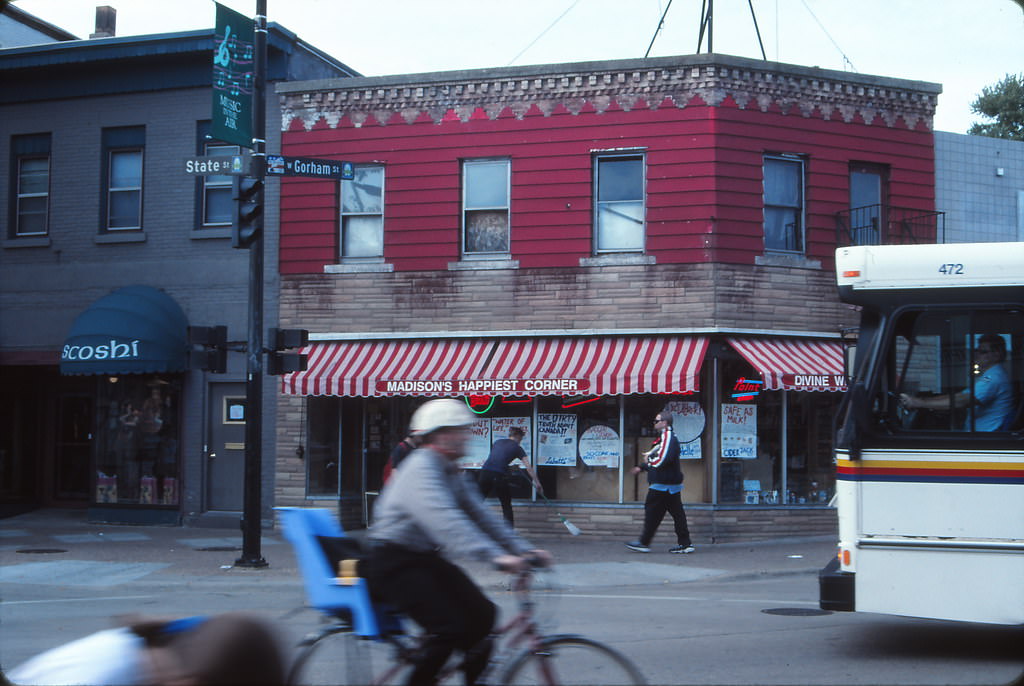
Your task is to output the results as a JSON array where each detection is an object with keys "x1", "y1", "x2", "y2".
[{"x1": 212, "y1": 2, "x2": 254, "y2": 148}]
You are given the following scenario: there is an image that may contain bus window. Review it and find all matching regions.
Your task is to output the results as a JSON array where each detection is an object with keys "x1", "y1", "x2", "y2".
[{"x1": 876, "y1": 308, "x2": 1023, "y2": 434}]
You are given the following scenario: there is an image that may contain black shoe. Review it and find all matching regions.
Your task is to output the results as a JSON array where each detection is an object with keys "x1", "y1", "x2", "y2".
[
  {"x1": 625, "y1": 541, "x2": 651, "y2": 553},
  {"x1": 669, "y1": 545, "x2": 695, "y2": 554}
]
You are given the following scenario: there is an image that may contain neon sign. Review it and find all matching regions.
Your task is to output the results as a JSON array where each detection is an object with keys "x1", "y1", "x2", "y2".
[{"x1": 731, "y1": 377, "x2": 762, "y2": 401}]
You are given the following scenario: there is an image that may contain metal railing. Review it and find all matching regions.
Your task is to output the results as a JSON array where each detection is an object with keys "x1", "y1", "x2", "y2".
[{"x1": 835, "y1": 204, "x2": 945, "y2": 246}]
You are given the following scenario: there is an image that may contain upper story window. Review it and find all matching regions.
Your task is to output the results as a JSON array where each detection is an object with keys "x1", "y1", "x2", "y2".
[
  {"x1": 202, "y1": 143, "x2": 241, "y2": 227},
  {"x1": 10, "y1": 133, "x2": 51, "y2": 238},
  {"x1": 340, "y1": 165, "x2": 384, "y2": 259},
  {"x1": 462, "y1": 159, "x2": 510, "y2": 256},
  {"x1": 763, "y1": 155, "x2": 805, "y2": 253},
  {"x1": 102, "y1": 126, "x2": 145, "y2": 231},
  {"x1": 594, "y1": 154, "x2": 645, "y2": 253}
]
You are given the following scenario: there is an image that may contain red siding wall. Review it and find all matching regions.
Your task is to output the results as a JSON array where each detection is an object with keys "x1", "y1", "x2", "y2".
[{"x1": 280, "y1": 95, "x2": 934, "y2": 275}]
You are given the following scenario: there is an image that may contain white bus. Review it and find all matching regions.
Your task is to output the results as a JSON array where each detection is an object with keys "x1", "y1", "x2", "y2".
[{"x1": 819, "y1": 242, "x2": 1024, "y2": 625}]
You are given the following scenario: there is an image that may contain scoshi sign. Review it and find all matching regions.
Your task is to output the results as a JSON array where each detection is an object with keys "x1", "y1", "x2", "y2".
[{"x1": 62, "y1": 338, "x2": 141, "y2": 361}]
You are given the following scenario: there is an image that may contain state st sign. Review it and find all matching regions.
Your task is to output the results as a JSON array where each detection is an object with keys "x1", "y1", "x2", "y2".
[{"x1": 183, "y1": 155, "x2": 251, "y2": 176}]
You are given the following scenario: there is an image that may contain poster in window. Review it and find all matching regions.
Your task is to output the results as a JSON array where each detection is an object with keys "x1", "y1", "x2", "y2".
[
  {"x1": 459, "y1": 418, "x2": 492, "y2": 470},
  {"x1": 578, "y1": 424, "x2": 620, "y2": 467},
  {"x1": 663, "y1": 400, "x2": 704, "y2": 459},
  {"x1": 490, "y1": 416, "x2": 532, "y2": 466},
  {"x1": 721, "y1": 403, "x2": 757, "y2": 459},
  {"x1": 536, "y1": 413, "x2": 577, "y2": 466}
]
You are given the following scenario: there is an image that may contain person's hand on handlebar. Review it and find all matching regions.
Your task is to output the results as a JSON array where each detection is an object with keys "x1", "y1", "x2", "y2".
[{"x1": 493, "y1": 549, "x2": 553, "y2": 573}]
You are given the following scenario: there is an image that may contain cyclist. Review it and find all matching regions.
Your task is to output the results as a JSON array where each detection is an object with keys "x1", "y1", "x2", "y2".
[{"x1": 366, "y1": 399, "x2": 552, "y2": 686}]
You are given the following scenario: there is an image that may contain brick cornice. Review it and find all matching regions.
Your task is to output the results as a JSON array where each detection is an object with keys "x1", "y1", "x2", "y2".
[{"x1": 279, "y1": 53, "x2": 940, "y2": 132}]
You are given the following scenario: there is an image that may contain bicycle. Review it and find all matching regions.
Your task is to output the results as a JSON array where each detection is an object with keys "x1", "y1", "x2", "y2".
[{"x1": 286, "y1": 566, "x2": 646, "y2": 685}]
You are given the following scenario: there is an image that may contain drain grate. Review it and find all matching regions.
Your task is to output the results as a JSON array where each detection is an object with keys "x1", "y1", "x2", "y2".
[
  {"x1": 16, "y1": 548, "x2": 68, "y2": 554},
  {"x1": 761, "y1": 607, "x2": 832, "y2": 616}
]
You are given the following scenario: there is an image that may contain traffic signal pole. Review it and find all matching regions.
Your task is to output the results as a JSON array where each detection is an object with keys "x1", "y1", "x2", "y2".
[{"x1": 237, "y1": 0, "x2": 268, "y2": 568}]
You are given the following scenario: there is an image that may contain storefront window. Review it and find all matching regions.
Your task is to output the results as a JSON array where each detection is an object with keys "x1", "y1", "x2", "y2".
[
  {"x1": 96, "y1": 376, "x2": 180, "y2": 505},
  {"x1": 719, "y1": 360, "x2": 840, "y2": 505}
]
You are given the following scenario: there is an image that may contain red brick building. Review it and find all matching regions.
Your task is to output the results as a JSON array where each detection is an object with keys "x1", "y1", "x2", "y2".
[{"x1": 271, "y1": 53, "x2": 942, "y2": 541}]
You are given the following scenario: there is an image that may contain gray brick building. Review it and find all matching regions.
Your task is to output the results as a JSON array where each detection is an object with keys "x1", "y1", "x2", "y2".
[{"x1": 0, "y1": 6, "x2": 355, "y2": 524}]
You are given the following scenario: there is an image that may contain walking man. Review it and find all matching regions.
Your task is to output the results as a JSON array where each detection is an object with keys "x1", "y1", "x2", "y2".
[{"x1": 626, "y1": 412, "x2": 694, "y2": 554}]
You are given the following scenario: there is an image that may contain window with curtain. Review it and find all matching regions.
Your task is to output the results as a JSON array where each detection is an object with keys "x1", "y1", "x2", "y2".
[{"x1": 763, "y1": 155, "x2": 804, "y2": 252}]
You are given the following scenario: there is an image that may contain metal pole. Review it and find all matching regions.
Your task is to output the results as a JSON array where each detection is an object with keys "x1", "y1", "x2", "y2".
[{"x1": 236, "y1": 0, "x2": 267, "y2": 568}]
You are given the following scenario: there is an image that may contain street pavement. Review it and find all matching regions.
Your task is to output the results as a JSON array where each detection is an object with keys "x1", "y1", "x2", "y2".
[
  {"x1": 1, "y1": 507, "x2": 839, "y2": 679},
  {"x1": 0, "y1": 507, "x2": 837, "y2": 590}
]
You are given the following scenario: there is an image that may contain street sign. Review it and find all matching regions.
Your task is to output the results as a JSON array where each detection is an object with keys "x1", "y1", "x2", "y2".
[
  {"x1": 266, "y1": 154, "x2": 354, "y2": 180},
  {"x1": 183, "y1": 154, "x2": 251, "y2": 175},
  {"x1": 212, "y1": 3, "x2": 254, "y2": 148}
]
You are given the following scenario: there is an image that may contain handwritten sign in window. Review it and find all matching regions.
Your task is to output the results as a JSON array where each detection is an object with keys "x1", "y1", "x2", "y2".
[
  {"x1": 721, "y1": 403, "x2": 757, "y2": 459},
  {"x1": 536, "y1": 413, "x2": 578, "y2": 466},
  {"x1": 578, "y1": 424, "x2": 620, "y2": 467}
]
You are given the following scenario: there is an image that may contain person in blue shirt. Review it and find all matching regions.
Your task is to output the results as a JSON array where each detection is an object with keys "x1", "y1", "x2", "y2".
[
  {"x1": 478, "y1": 426, "x2": 543, "y2": 527},
  {"x1": 901, "y1": 333, "x2": 1015, "y2": 431},
  {"x1": 626, "y1": 412, "x2": 694, "y2": 554}
]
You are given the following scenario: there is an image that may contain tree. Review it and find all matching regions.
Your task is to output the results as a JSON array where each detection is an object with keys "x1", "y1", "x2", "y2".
[{"x1": 967, "y1": 73, "x2": 1024, "y2": 141}]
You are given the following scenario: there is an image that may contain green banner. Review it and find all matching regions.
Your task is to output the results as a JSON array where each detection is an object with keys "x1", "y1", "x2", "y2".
[{"x1": 212, "y1": 2, "x2": 254, "y2": 148}]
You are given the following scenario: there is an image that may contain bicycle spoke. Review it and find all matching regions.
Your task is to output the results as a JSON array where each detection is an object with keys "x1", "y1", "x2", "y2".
[{"x1": 500, "y1": 635, "x2": 645, "y2": 686}]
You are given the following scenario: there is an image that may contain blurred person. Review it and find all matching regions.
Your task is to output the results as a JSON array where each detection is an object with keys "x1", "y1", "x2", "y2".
[
  {"x1": 366, "y1": 399, "x2": 552, "y2": 686},
  {"x1": 6, "y1": 612, "x2": 286, "y2": 686},
  {"x1": 477, "y1": 426, "x2": 543, "y2": 526}
]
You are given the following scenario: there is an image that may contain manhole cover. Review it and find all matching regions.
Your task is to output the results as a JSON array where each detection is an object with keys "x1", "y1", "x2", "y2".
[
  {"x1": 195, "y1": 546, "x2": 241, "y2": 552},
  {"x1": 761, "y1": 607, "x2": 832, "y2": 616},
  {"x1": 16, "y1": 548, "x2": 68, "y2": 554}
]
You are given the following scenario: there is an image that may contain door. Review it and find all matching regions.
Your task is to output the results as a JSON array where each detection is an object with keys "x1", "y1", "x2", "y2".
[
  {"x1": 849, "y1": 163, "x2": 887, "y2": 244},
  {"x1": 207, "y1": 382, "x2": 246, "y2": 511},
  {"x1": 53, "y1": 393, "x2": 92, "y2": 502}
]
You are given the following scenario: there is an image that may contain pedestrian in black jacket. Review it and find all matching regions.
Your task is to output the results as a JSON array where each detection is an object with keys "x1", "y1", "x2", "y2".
[{"x1": 625, "y1": 412, "x2": 694, "y2": 554}]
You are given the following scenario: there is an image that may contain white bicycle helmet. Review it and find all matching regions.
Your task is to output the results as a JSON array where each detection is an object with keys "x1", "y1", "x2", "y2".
[{"x1": 409, "y1": 399, "x2": 475, "y2": 436}]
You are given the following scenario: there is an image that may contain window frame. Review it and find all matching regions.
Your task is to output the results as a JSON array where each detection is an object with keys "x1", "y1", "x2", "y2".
[
  {"x1": 762, "y1": 154, "x2": 806, "y2": 254},
  {"x1": 339, "y1": 163, "x2": 385, "y2": 261},
  {"x1": 101, "y1": 127, "x2": 145, "y2": 232},
  {"x1": 9, "y1": 133, "x2": 52, "y2": 239},
  {"x1": 593, "y1": 152, "x2": 646, "y2": 254},
  {"x1": 461, "y1": 158, "x2": 511, "y2": 258},
  {"x1": 201, "y1": 142, "x2": 241, "y2": 228}
]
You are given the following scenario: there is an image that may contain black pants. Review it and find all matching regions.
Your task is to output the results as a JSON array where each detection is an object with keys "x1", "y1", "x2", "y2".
[
  {"x1": 477, "y1": 470, "x2": 514, "y2": 526},
  {"x1": 639, "y1": 487, "x2": 692, "y2": 546},
  {"x1": 367, "y1": 545, "x2": 496, "y2": 686}
]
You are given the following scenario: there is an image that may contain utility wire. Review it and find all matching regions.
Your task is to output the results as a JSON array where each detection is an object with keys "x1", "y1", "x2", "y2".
[
  {"x1": 798, "y1": 0, "x2": 856, "y2": 71},
  {"x1": 507, "y1": 0, "x2": 584, "y2": 66},
  {"x1": 645, "y1": 0, "x2": 675, "y2": 58}
]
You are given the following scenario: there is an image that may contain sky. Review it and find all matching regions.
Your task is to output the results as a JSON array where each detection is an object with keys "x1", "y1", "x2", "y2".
[{"x1": 10, "y1": 0, "x2": 1024, "y2": 134}]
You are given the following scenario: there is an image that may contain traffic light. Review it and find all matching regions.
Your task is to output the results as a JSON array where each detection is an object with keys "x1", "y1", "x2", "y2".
[
  {"x1": 188, "y1": 325, "x2": 228, "y2": 373},
  {"x1": 266, "y1": 327, "x2": 308, "y2": 375},
  {"x1": 231, "y1": 176, "x2": 263, "y2": 249}
]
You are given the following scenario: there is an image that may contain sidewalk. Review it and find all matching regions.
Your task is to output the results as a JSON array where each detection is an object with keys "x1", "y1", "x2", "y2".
[{"x1": 0, "y1": 507, "x2": 837, "y2": 590}]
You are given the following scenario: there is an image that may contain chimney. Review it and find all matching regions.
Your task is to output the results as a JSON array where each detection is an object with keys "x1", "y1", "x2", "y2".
[{"x1": 89, "y1": 6, "x2": 116, "y2": 39}]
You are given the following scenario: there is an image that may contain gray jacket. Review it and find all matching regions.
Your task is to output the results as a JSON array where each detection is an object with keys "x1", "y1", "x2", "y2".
[{"x1": 369, "y1": 447, "x2": 532, "y2": 562}]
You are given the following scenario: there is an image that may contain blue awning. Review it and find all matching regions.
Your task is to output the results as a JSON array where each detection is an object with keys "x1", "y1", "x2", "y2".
[{"x1": 60, "y1": 286, "x2": 189, "y2": 376}]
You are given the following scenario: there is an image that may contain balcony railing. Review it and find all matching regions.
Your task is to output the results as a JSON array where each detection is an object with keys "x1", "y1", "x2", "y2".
[{"x1": 835, "y1": 205, "x2": 945, "y2": 246}]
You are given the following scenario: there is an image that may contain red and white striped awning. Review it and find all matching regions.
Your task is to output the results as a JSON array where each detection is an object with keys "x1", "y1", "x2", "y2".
[
  {"x1": 283, "y1": 336, "x2": 708, "y2": 397},
  {"x1": 282, "y1": 339, "x2": 495, "y2": 397},
  {"x1": 484, "y1": 336, "x2": 708, "y2": 396},
  {"x1": 727, "y1": 338, "x2": 847, "y2": 392}
]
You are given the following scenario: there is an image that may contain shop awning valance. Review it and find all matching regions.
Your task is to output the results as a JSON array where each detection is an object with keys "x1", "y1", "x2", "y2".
[
  {"x1": 60, "y1": 285, "x2": 189, "y2": 376},
  {"x1": 283, "y1": 339, "x2": 497, "y2": 396},
  {"x1": 283, "y1": 335, "x2": 708, "y2": 397},
  {"x1": 727, "y1": 337, "x2": 847, "y2": 392},
  {"x1": 483, "y1": 336, "x2": 708, "y2": 396}
]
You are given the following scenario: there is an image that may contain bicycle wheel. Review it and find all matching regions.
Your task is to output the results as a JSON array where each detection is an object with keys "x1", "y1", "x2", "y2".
[
  {"x1": 287, "y1": 627, "x2": 379, "y2": 686},
  {"x1": 499, "y1": 634, "x2": 645, "y2": 686}
]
